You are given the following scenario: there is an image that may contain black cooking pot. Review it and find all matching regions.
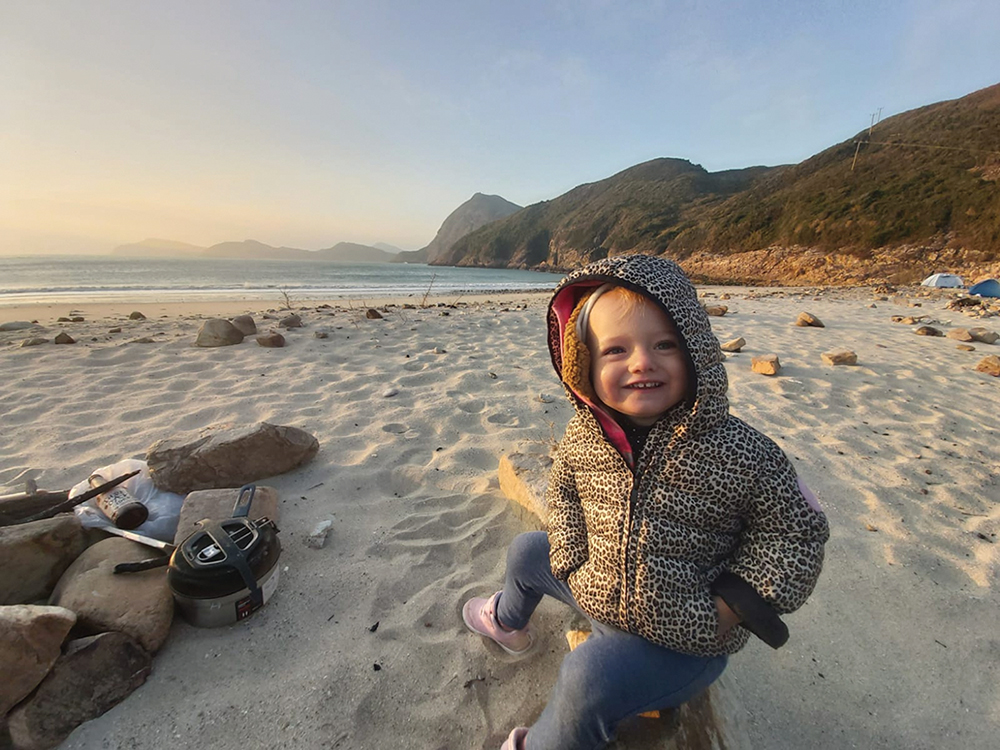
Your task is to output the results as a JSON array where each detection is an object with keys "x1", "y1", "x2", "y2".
[{"x1": 167, "y1": 485, "x2": 282, "y2": 627}]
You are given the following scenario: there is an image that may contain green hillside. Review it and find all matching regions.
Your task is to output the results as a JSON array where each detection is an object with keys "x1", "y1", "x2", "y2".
[{"x1": 437, "y1": 83, "x2": 1000, "y2": 280}]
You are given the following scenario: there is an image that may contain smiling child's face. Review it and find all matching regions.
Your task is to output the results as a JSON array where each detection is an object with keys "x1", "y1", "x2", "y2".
[{"x1": 586, "y1": 288, "x2": 689, "y2": 426}]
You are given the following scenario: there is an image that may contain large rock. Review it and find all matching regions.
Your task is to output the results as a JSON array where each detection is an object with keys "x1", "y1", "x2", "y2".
[
  {"x1": 230, "y1": 315, "x2": 258, "y2": 336},
  {"x1": 195, "y1": 319, "x2": 244, "y2": 347},
  {"x1": 49, "y1": 538, "x2": 173, "y2": 653},
  {"x1": 0, "y1": 321, "x2": 35, "y2": 331},
  {"x1": 0, "y1": 515, "x2": 88, "y2": 605},
  {"x1": 0, "y1": 605, "x2": 77, "y2": 715},
  {"x1": 173, "y1": 486, "x2": 280, "y2": 544},
  {"x1": 6, "y1": 632, "x2": 152, "y2": 750},
  {"x1": 498, "y1": 452, "x2": 551, "y2": 529},
  {"x1": 147, "y1": 422, "x2": 319, "y2": 494}
]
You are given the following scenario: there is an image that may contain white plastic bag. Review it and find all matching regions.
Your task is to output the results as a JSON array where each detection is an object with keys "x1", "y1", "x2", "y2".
[{"x1": 71, "y1": 459, "x2": 185, "y2": 542}]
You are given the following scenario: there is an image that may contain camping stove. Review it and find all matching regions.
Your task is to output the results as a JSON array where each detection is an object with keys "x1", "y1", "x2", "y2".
[{"x1": 167, "y1": 486, "x2": 281, "y2": 627}]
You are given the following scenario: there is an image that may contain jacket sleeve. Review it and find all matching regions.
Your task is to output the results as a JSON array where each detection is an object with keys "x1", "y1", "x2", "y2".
[
  {"x1": 546, "y1": 443, "x2": 590, "y2": 581},
  {"x1": 723, "y1": 456, "x2": 830, "y2": 615}
]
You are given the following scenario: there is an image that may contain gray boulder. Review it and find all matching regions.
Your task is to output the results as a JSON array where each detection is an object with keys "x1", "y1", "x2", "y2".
[
  {"x1": 49, "y1": 538, "x2": 173, "y2": 653},
  {"x1": 147, "y1": 422, "x2": 319, "y2": 494},
  {"x1": 0, "y1": 321, "x2": 35, "y2": 332},
  {"x1": 173, "y1": 486, "x2": 280, "y2": 544},
  {"x1": 0, "y1": 605, "x2": 77, "y2": 715},
  {"x1": 0, "y1": 515, "x2": 88, "y2": 605},
  {"x1": 230, "y1": 314, "x2": 258, "y2": 336},
  {"x1": 195, "y1": 319, "x2": 244, "y2": 347},
  {"x1": 6, "y1": 632, "x2": 152, "y2": 750}
]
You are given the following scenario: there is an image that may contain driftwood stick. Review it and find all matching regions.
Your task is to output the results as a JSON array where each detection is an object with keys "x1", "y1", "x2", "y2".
[
  {"x1": 0, "y1": 490, "x2": 71, "y2": 525},
  {"x1": 0, "y1": 470, "x2": 141, "y2": 527}
]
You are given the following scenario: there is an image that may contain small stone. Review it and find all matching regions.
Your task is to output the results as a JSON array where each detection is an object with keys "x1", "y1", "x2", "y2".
[
  {"x1": 704, "y1": 305, "x2": 728, "y2": 317},
  {"x1": 53, "y1": 332, "x2": 76, "y2": 344},
  {"x1": 945, "y1": 328, "x2": 974, "y2": 342},
  {"x1": 305, "y1": 520, "x2": 333, "y2": 549},
  {"x1": 129, "y1": 311, "x2": 146, "y2": 320},
  {"x1": 720, "y1": 337, "x2": 746, "y2": 352},
  {"x1": 108, "y1": 327, "x2": 122, "y2": 333},
  {"x1": 314, "y1": 330, "x2": 329, "y2": 339},
  {"x1": 975, "y1": 355, "x2": 1000, "y2": 377},
  {"x1": 537, "y1": 393, "x2": 557, "y2": 403},
  {"x1": 20, "y1": 337, "x2": 49, "y2": 347},
  {"x1": 57, "y1": 316, "x2": 71, "y2": 322},
  {"x1": 130, "y1": 337, "x2": 155, "y2": 344},
  {"x1": 821, "y1": 349, "x2": 858, "y2": 366},
  {"x1": 719, "y1": 293, "x2": 731, "y2": 300},
  {"x1": 969, "y1": 327, "x2": 999, "y2": 344},
  {"x1": 914, "y1": 326, "x2": 943, "y2": 337},
  {"x1": 70, "y1": 316, "x2": 84, "y2": 323},
  {"x1": 366, "y1": 308, "x2": 384, "y2": 320},
  {"x1": 956, "y1": 344, "x2": 976, "y2": 351},
  {"x1": 278, "y1": 314, "x2": 302, "y2": 328},
  {"x1": 257, "y1": 332, "x2": 286, "y2": 347},
  {"x1": 751, "y1": 355, "x2": 781, "y2": 376},
  {"x1": 195, "y1": 319, "x2": 244, "y2": 347},
  {"x1": 382, "y1": 387, "x2": 399, "y2": 398},
  {"x1": 230, "y1": 314, "x2": 258, "y2": 336},
  {"x1": 433, "y1": 347, "x2": 446, "y2": 354},
  {"x1": 795, "y1": 312, "x2": 824, "y2": 327}
]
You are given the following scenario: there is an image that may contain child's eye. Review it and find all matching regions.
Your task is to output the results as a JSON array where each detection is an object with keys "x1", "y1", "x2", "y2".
[
  {"x1": 602, "y1": 346, "x2": 625, "y2": 356},
  {"x1": 655, "y1": 340, "x2": 678, "y2": 350}
]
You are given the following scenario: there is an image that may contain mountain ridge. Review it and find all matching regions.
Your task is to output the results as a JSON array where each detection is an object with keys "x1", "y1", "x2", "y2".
[{"x1": 437, "y1": 82, "x2": 1000, "y2": 285}]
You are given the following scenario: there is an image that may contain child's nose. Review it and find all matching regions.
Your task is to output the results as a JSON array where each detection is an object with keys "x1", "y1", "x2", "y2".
[{"x1": 628, "y1": 347, "x2": 655, "y2": 371}]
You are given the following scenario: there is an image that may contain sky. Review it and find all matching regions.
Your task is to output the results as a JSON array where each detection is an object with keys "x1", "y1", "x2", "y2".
[{"x1": 2, "y1": 0, "x2": 999, "y2": 256}]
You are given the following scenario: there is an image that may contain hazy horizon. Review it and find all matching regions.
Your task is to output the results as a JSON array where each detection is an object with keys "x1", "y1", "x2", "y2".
[{"x1": 3, "y1": 1, "x2": 1000, "y2": 257}]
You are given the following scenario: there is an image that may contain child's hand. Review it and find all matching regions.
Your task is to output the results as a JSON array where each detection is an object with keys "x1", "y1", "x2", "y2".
[{"x1": 714, "y1": 596, "x2": 741, "y2": 637}]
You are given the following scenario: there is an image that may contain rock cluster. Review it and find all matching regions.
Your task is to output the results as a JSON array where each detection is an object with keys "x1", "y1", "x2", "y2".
[{"x1": 0, "y1": 422, "x2": 316, "y2": 749}]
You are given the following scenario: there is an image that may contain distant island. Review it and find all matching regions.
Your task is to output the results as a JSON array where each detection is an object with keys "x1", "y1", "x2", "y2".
[{"x1": 112, "y1": 239, "x2": 399, "y2": 263}]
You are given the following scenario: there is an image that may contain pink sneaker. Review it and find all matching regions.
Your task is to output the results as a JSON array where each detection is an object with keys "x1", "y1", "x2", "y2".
[
  {"x1": 501, "y1": 726, "x2": 528, "y2": 750},
  {"x1": 462, "y1": 591, "x2": 533, "y2": 655}
]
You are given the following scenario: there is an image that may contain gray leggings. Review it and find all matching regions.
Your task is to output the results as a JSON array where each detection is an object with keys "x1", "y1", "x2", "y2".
[{"x1": 495, "y1": 532, "x2": 727, "y2": 750}]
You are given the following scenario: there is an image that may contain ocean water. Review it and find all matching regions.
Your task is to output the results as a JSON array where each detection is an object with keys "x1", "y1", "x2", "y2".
[{"x1": 0, "y1": 256, "x2": 560, "y2": 305}]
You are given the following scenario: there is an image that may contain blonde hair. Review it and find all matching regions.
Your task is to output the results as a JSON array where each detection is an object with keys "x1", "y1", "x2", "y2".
[{"x1": 563, "y1": 285, "x2": 653, "y2": 401}]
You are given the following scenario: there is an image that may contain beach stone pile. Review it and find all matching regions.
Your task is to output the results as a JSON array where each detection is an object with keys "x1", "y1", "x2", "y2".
[{"x1": 0, "y1": 422, "x2": 317, "y2": 749}]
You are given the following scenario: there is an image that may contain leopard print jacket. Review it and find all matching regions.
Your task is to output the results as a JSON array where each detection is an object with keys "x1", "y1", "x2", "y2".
[{"x1": 546, "y1": 255, "x2": 830, "y2": 657}]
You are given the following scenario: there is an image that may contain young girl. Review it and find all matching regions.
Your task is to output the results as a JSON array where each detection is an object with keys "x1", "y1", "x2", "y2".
[{"x1": 463, "y1": 255, "x2": 829, "y2": 750}]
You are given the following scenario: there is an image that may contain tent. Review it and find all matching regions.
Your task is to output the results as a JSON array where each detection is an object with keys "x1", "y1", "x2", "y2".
[
  {"x1": 969, "y1": 278, "x2": 1000, "y2": 298},
  {"x1": 920, "y1": 273, "x2": 964, "y2": 288}
]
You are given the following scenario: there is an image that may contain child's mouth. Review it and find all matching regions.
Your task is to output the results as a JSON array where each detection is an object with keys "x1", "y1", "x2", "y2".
[{"x1": 626, "y1": 382, "x2": 662, "y2": 390}]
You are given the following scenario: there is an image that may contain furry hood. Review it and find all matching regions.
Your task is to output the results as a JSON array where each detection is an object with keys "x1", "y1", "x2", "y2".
[{"x1": 547, "y1": 254, "x2": 729, "y2": 461}]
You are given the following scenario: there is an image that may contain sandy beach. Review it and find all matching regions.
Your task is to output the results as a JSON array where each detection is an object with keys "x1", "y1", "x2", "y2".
[{"x1": 2, "y1": 286, "x2": 998, "y2": 749}]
